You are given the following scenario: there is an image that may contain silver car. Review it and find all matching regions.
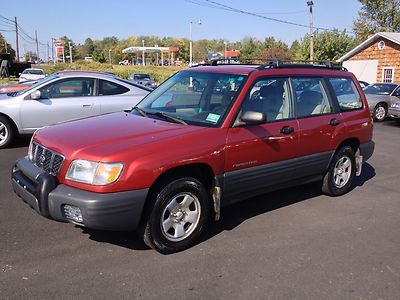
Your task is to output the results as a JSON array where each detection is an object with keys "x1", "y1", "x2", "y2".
[
  {"x1": 0, "y1": 72, "x2": 150, "y2": 148},
  {"x1": 388, "y1": 99, "x2": 400, "y2": 121},
  {"x1": 363, "y1": 83, "x2": 400, "y2": 121}
]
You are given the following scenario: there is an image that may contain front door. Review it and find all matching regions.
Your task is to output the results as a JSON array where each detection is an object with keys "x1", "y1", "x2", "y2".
[
  {"x1": 224, "y1": 77, "x2": 299, "y2": 204},
  {"x1": 20, "y1": 77, "x2": 99, "y2": 133}
]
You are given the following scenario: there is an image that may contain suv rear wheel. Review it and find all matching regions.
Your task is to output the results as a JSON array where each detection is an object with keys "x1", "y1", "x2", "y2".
[
  {"x1": 0, "y1": 116, "x2": 13, "y2": 149},
  {"x1": 142, "y1": 177, "x2": 210, "y2": 254},
  {"x1": 322, "y1": 146, "x2": 356, "y2": 196}
]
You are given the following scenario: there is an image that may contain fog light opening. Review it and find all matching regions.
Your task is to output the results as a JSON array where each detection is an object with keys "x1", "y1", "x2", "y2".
[{"x1": 63, "y1": 205, "x2": 83, "y2": 223}]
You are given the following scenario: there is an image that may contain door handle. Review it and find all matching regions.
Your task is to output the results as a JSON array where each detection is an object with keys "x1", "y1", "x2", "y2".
[
  {"x1": 82, "y1": 104, "x2": 92, "y2": 107},
  {"x1": 266, "y1": 135, "x2": 294, "y2": 141},
  {"x1": 280, "y1": 126, "x2": 294, "y2": 134},
  {"x1": 329, "y1": 118, "x2": 340, "y2": 126}
]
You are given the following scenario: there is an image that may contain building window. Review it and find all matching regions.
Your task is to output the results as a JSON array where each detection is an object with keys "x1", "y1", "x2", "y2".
[{"x1": 382, "y1": 67, "x2": 395, "y2": 83}]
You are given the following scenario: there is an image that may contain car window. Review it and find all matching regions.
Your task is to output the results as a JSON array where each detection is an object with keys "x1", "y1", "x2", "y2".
[
  {"x1": 329, "y1": 77, "x2": 363, "y2": 111},
  {"x1": 364, "y1": 84, "x2": 397, "y2": 95},
  {"x1": 137, "y1": 71, "x2": 246, "y2": 127},
  {"x1": 292, "y1": 78, "x2": 333, "y2": 118},
  {"x1": 23, "y1": 69, "x2": 44, "y2": 75},
  {"x1": 39, "y1": 78, "x2": 95, "y2": 99},
  {"x1": 99, "y1": 80, "x2": 130, "y2": 96},
  {"x1": 241, "y1": 77, "x2": 292, "y2": 122}
]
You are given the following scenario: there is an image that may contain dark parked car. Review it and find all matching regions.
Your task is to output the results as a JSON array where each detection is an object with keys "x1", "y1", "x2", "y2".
[
  {"x1": 12, "y1": 59, "x2": 374, "y2": 254},
  {"x1": 128, "y1": 73, "x2": 157, "y2": 89}
]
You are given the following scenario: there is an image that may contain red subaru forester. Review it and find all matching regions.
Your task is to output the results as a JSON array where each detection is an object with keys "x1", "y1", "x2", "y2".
[{"x1": 12, "y1": 60, "x2": 374, "y2": 254}]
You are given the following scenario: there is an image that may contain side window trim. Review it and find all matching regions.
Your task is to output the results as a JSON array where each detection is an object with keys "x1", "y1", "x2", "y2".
[
  {"x1": 38, "y1": 77, "x2": 95, "y2": 99},
  {"x1": 290, "y1": 76, "x2": 336, "y2": 119}
]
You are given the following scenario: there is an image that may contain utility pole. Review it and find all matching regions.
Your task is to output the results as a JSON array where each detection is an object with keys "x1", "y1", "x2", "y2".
[
  {"x1": 4, "y1": 41, "x2": 7, "y2": 53},
  {"x1": 69, "y1": 41, "x2": 73, "y2": 63},
  {"x1": 307, "y1": 1, "x2": 314, "y2": 61},
  {"x1": 35, "y1": 30, "x2": 39, "y2": 63},
  {"x1": 108, "y1": 49, "x2": 112, "y2": 64},
  {"x1": 15, "y1": 17, "x2": 19, "y2": 61}
]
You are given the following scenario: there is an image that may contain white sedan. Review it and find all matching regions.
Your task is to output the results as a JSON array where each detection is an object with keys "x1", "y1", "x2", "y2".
[{"x1": 19, "y1": 68, "x2": 46, "y2": 83}]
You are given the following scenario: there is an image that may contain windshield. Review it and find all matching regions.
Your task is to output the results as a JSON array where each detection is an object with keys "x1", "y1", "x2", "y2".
[
  {"x1": 16, "y1": 74, "x2": 58, "y2": 96},
  {"x1": 364, "y1": 84, "x2": 397, "y2": 95},
  {"x1": 23, "y1": 69, "x2": 44, "y2": 75},
  {"x1": 134, "y1": 74, "x2": 151, "y2": 80},
  {"x1": 135, "y1": 71, "x2": 246, "y2": 127}
]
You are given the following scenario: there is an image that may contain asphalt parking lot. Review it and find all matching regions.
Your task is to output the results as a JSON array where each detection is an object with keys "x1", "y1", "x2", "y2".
[{"x1": 0, "y1": 121, "x2": 399, "y2": 299}]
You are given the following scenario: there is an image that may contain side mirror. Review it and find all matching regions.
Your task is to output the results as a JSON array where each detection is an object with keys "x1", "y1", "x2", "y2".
[
  {"x1": 240, "y1": 110, "x2": 266, "y2": 125},
  {"x1": 30, "y1": 90, "x2": 41, "y2": 100}
]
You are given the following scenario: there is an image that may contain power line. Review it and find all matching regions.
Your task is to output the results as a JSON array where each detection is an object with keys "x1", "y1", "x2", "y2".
[{"x1": 185, "y1": 0, "x2": 354, "y2": 34}]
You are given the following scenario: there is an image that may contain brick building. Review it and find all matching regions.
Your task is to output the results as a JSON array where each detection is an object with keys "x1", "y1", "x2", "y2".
[{"x1": 338, "y1": 32, "x2": 400, "y2": 84}]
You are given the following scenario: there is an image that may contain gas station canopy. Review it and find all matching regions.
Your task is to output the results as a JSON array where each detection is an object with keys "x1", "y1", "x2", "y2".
[{"x1": 122, "y1": 46, "x2": 179, "y2": 54}]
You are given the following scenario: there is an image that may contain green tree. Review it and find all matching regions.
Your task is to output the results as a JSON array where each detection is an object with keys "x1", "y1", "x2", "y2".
[
  {"x1": 353, "y1": 0, "x2": 400, "y2": 41},
  {"x1": 24, "y1": 51, "x2": 38, "y2": 62},
  {"x1": 294, "y1": 30, "x2": 355, "y2": 61},
  {"x1": 0, "y1": 33, "x2": 15, "y2": 59},
  {"x1": 92, "y1": 49, "x2": 106, "y2": 63}
]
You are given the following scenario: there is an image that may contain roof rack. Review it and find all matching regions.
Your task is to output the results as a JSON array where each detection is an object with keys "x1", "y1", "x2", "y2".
[{"x1": 191, "y1": 58, "x2": 347, "y2": 71}]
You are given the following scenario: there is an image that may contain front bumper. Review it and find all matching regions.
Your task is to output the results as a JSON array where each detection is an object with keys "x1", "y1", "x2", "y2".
[
  {"x1": 388, "y1": 107, "x2": 400, "y2": 119},
  {"x1": 11, "y1": 157, "x2": 148, "y2": 231}
]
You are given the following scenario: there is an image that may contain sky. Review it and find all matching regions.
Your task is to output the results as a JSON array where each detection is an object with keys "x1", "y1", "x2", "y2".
[{"x1": 1, "y1": 0, "x2": 362, "y2": 58}]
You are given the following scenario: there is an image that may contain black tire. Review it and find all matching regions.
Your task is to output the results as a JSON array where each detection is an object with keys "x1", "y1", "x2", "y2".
[
  {"x1": 322, "y1": 146, "x2": 356, "y2": 196},
  {"x1": 373, "y1": 103, "x2": 387, "y2": 122},
  {"x1": 141, "y1": 177, "x2": 210, "y2": 254},
  {"x1": 0, "y1": 116, "x2": 14, "y2": 149}
]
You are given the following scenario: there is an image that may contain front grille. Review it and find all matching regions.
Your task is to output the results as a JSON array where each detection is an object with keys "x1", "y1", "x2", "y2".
[{"x1": 31, "y1": 142, "x2": 65, "y2": 175}]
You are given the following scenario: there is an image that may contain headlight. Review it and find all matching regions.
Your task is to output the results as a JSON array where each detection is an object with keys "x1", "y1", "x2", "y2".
[
  {"x1": 66, "y1": 160, "x2": 123, "y2": 185},
  {"x1": 391, "y1": 102, "x2": 400, "y2": 108}
]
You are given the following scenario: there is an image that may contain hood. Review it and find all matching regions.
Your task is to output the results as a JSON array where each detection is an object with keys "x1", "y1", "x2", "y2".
[{"x1": 34, "y1": 112, "x2": 204, "y2": 160}]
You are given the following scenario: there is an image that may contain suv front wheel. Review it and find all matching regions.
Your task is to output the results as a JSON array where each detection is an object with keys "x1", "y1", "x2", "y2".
[
  {"x1": 322, "y1": 146, "x2": 356, "y2": 196},
  {"x1": 142, "y1": 177, "x2": 210, "y2": 254}
]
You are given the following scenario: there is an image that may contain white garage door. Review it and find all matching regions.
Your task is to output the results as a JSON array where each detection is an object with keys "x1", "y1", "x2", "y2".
[{"x1": 342, "y1": 60, "x2": 378, "y2": 83}]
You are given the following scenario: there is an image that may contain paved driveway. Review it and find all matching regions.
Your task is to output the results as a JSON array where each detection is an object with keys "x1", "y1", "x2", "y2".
[{"x1": 1, "y1": 121, "x2": 399, "y2": 299}]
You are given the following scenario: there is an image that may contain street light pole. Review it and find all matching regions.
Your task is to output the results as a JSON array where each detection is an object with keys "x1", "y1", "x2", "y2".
[
  {"x1": 108, "y1": 49, "x2": 112, "y2": 64},
  {"x1": 224, "y1": 41, "x2": 227, "y2": 60},
  {"x1": 189, "y1": 19, "x2": 202, "y2": 66},
  {"x1": 69, "y1": 41, "x2": 73, "y2": 63},
  {"x1": 142, "y1": 40, "x2": 145, "y2": 66},
  {"x1": 307, "y1": 1, "x2": 314, "y2": 61}
]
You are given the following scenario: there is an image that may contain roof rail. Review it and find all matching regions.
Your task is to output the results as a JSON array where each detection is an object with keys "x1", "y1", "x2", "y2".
[{"x1": 191, "y1": 58, "x2": 347, "y2": 71}]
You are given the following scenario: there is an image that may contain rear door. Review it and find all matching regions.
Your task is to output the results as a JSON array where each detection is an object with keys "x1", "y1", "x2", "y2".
[
  {"x1": 20, "y1": 77, "x2": 99, "y2": 132},
  {"x1": 224, "y1": 77, "x2": 300, "y2": 204},
  {"x1": 291, "y1": 77, "x2": 344, "y2": 181}
]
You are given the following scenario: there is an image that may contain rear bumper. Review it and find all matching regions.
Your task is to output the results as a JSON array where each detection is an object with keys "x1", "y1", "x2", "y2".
[
  {"x1": 11, "y1": 157, "x2": 148, "y2": 231},
  {"x1": 359, "y1": 140, "x2": 375, "y2": 163}
]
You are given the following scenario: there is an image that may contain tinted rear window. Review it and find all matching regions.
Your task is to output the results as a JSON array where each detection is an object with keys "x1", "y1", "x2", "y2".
[
  {"x1": 99, "y1": 80, "x2": 129, "y2": 96},
  {"x1": 329, "y1": 77, "x2": 363, "y2": 111}
]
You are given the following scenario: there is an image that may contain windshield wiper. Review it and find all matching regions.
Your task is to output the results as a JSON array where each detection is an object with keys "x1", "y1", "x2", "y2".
[
  {"x1": 147, "y1": 111, "x2": 188, "y2": 125},
  {"x1": 133, "y1": 106, "x2": 148, "y2": 117}
]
